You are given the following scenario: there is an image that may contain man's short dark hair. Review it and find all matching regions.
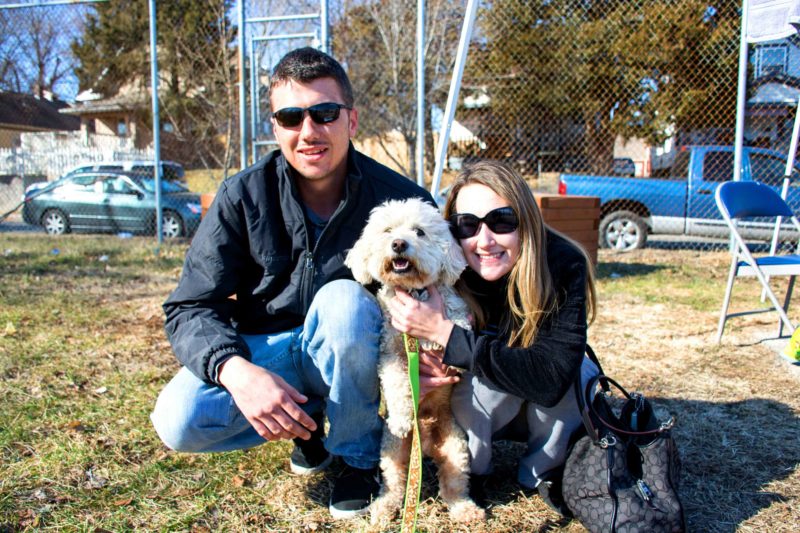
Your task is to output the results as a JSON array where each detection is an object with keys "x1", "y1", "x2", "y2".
[{"x1": 269, "y1": 47, "x2": 354, "y2": 109}]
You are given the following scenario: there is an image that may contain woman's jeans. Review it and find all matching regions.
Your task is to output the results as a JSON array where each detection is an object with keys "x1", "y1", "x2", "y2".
[
  {"x1": 451, "y1": 356, "x2": 599, "y2": 488},
  {"x1": 150, "y1": 280, "x2": 383, "y2": 470}
]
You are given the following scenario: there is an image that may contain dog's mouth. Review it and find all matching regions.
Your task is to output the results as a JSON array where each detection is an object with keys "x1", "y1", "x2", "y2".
[
  {"x1": 391, "y1": 257, "x2": 412, "y2": 273},
  {"x1": 382, "y1": 255, "x2": 427, "y2": 289}
]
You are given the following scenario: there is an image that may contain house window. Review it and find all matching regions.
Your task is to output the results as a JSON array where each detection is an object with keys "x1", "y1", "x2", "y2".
[
  {"x1": 756, "y1": 45, "x2": 788, "y2": 77},
  {"x1": 117, "y1": 120, "x2": 128, "y2": 136}
]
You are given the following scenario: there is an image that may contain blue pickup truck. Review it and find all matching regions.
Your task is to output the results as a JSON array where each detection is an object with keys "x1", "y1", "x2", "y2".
[{"x1": 558, "y1": 145, "x2": 800, "y2": 250}]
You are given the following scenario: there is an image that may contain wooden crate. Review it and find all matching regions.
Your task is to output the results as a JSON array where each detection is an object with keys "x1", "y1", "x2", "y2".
[{"x1": 534, "y1": 194, "x2": 600, "y2": 264}]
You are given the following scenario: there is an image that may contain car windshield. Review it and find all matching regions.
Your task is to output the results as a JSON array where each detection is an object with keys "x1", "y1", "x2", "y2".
[{"x1": 136, "y1": 177, "x2": 189, "y2": 193}]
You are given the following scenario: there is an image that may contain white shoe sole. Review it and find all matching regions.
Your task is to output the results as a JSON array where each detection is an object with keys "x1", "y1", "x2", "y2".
[
  {"x1": 328, "y1": 502, "x2": 371, "y2": 520},
  {"x1": 289, "y1": 453, "x2": 332, "y2": 476}
]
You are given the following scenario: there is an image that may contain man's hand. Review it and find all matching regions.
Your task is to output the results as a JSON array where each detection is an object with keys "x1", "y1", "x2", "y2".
[
  {"x1": 218, "y1": 356, "x2": 316, "y2": 441},
  {"x1": 418, "y1": 348, "x2": 459, "y2": 398}
]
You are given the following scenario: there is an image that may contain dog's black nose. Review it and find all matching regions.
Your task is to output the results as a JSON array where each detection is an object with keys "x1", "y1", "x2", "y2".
[{"x1": 391, "y1": 239, "x2": 408, "y2": 253}]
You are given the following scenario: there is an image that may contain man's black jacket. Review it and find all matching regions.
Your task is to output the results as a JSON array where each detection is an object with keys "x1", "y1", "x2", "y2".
[{"x1": 164, "y1": 146, "x2": 433, "y2": 384}]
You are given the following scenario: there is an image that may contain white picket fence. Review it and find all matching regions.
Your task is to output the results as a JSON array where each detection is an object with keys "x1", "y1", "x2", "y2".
[{"x1": 0, "y1": 131, "x2": 154, "y2": 181}]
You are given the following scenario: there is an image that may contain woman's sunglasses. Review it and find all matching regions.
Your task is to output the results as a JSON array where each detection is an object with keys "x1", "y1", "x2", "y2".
[
  {"x1": 271, "y1": 102, "x2": 351, "y2": 128},
  {"x1": 448, "y1": 206, "x2": 519, "y2": 239}
]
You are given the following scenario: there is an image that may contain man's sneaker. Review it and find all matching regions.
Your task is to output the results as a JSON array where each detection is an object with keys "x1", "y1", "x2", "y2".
[
  {"x1": 289, "y1": 412, "x2": 332, "y2": 475},
  {"x1": 328, "y1": 464, "x2": 381, "y2": 519}
]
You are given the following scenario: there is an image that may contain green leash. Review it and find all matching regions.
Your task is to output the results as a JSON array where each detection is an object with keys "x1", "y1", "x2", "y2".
[{"x1": 400, "y1": 333, "x2": 422, "y2": 533}]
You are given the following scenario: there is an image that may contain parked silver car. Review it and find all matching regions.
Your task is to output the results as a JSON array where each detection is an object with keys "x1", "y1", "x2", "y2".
[{"x1": 22, "y1": 170, "x2": 201, "y2": 238}]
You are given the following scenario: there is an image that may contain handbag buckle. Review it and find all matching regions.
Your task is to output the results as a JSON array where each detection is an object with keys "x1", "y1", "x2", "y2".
[
  {"x1": 659, "y1": 416, "x2": 676, "y2": 431},
  {"x1": 631, "y1": 391, "x2": 645, "y2": 410},
  {"x1": 599, "y1": 434, "x2": 617, "y2": 448}
]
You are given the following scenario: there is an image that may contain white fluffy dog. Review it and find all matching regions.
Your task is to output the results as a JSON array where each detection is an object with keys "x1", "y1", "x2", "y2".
[{"x1": 345, "y1": 198, "x2": 485, "y2": 524}]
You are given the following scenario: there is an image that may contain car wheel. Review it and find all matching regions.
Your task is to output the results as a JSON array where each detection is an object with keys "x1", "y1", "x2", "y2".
[
  {"x1": 162, "y1": 211, "x2": 184, "y2": 239},
  {"x1": 42, "y1": 209, "x2": 69, "y2": 235},
  {"x1": 599, "y1": 210, "x2": 647, "y2": 251}
]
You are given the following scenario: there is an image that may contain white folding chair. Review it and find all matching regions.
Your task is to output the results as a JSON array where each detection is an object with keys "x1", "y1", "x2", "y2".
[{"x1": 715, "y1": 180, "x2": 800, "y2": 343}]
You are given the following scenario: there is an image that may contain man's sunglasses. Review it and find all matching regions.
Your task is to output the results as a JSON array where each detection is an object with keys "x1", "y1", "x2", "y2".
[
  {"x1": 271, "y1": 102, "x2": 351, "y2": 128},
  {"x1": 448, "y1": 206, "x2": 519, "y2": 239}
]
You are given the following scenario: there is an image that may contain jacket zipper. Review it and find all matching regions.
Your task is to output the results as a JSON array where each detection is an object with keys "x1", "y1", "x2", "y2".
[
  {"x1": 300, "y1": 190, "x2": 348, "y2": 309},
  {"x1": 301, "y1": 250, "x2": 314, "y2": 309}
]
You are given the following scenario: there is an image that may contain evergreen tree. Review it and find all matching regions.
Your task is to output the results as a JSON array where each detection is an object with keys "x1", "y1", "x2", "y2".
[
  {"x1": 472, "y1": 0, "x2": 739, "y2": 171},
  {"x1": 72, "y1": 0, "x2": 238, "y2": 170}
]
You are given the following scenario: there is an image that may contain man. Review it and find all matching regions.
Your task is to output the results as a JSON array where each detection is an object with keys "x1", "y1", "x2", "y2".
[{"x1": 151, "y1": 47, "x2": 433, "y2": 519}]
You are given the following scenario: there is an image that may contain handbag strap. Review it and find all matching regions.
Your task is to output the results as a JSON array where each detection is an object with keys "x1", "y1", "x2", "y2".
[
  {"x1": 584, "y1": 344, "x2": 605, "y2": 376},
  {"x1": 586, "y1": 374, "x2": 672, "y2": 437},
  {"x1": 574, "y1": 344, "x2": 606, "y2": 441},
  {"x1": 575, "y1": 344, "x2": 671, "y2": 441}
]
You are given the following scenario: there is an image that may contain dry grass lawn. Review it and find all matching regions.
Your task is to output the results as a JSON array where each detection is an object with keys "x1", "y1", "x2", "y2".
[{"x1": 0, "y1": 234, "x2": 798, "y2": 532}]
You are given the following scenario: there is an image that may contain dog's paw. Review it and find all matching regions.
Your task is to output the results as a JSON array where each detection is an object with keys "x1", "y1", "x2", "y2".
[
  {"x1": 369, "y1": 495, "x2": 400, "y2": 525},
  {"x1": 385, "y1": 416, "x2": 412, "y2": 438},
  {"x1": 449, "y1": 499, "x2": 486, "y2": 523}
]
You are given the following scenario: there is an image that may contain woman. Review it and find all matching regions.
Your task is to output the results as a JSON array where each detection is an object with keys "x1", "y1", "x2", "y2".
[{"x1": 387, "y1": 160, "x2": 597, "y2": 513}]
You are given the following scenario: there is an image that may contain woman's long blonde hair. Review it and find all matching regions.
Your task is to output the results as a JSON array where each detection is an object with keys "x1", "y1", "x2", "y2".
[{"x1": 443, "y1": 161, "x2": 596, "y2": 347}]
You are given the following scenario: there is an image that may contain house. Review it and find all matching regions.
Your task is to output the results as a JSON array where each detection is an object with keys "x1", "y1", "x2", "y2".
[
  {"x1": 0, "y1": 88, "x2": 152, "y2": 182},
  {"x1": 0, "y1": 91, "x2": 80, "y2": 148},
  {"x1": 745, "y1": 38, "x2": 800, "y2": 154},
  {"x1": 351, "y1": 106, "x2": 488, "y2": 178},
  {"x1": 60, "y1": 84, "x2": 151, "y2": 150}
]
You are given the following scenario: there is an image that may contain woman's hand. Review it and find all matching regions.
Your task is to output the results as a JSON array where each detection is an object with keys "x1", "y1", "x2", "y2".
[
  {"x1": 389, "y1": 286, "x2": 460, "y2": 397},
  {"x1": 387, "y1": 286, "x2": 455, "y2": 348},
  {"x1": 418, "y1": 348, "x2": 459, "y2": 397}
]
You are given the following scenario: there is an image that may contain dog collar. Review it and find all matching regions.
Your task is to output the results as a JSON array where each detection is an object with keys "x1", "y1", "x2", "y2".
[{"x1": 408, "y1": 288, "x2": 429, "y2": 302}]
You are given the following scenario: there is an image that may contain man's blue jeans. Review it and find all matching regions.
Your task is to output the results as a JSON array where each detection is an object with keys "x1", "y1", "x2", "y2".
[{"x1": 150, "y1": 280, "x2": 383, "y2": 470}]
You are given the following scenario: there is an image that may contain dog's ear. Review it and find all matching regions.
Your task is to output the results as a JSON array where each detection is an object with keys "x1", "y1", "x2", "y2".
[
  {"x1": 441, "y1": 236, "x2": 467, "y2": 286},
  {"x1": 345, "y1": 237, "x2": 374, "y2": 285}
]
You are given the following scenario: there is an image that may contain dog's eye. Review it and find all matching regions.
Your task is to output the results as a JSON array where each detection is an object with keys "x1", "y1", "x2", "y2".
[{"x1": 414, "y1": 227, "x2": 426, "y2": 237}]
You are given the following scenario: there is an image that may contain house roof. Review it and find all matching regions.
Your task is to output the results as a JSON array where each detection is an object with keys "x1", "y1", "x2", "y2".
[
  {"x1": 60, "y1": 92, "x2": 148, "y2": 117},
  {"x1": 0, "y1": 91, "x2": 80, "y2": 131}
]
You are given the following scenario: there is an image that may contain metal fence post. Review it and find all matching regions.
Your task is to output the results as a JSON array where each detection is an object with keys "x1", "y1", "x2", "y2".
[{"x1": 148, "y1": 0, "x2": 162, "y2": 250}]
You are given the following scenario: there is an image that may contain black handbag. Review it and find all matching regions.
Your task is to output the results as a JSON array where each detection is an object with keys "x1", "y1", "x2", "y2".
[{"x1": 562, "y1": 346, "x2": 686, "y2": 533}]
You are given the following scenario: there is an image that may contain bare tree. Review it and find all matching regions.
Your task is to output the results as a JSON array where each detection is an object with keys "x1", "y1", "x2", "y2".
[
  {"x1": 162, "y1": 0, "x2": 238, "y2": 174},
  {"x1": 27, "y1": 9, "x2": 73, "y2": 97},
  {"x1": 333, "y1": 0, "x2": 463, "y2": 179},
  {"x1": 0, "y1": 6, "x2": 83, "y2": 99},
  {"x1": 0, "y1": 9, "x2": 24, "y2": 93},
  {"x1": 0, "y1": 10, "x2": 13, "y2": 89}
]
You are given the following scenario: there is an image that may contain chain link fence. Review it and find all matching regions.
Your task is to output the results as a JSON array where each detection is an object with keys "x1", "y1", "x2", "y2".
[
  {"x1": 1, "y1": 0, "x2": 798, "y2": 252},
  {"x1": 466, "y1": 0, "x2": 800, "y2": 253},
  {"x1": 0, "y1": 0, "x2": 234, "y2": 238}
]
